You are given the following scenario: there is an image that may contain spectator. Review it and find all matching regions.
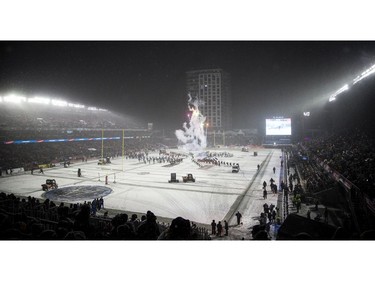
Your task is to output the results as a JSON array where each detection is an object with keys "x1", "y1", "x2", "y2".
[
  {"x1": 64, "y1": 231, "x2": 86, "y2": 240},
  {"x1": 116, "y1": 224, "x2": 135, "y2": 240},
  {"x1": 99, "y1": 197, "x2": 104, "y2": 209},
  {"x1": 130, "y1": 214, "x2": 140, "y2": 231},
  {"x1": 217, "y1": 221, "x2": 223, "y2": 237},
  {"x1": 235, "y1": 211, "x2": 242, "y2": 225},
  {"x1": 263, "y1": 189, "x2": 267, "y2": 199},
  {"x1": 137, "y1": 211, "x2": 161, "y2": 240},
  {"x1": 158, "y1": 217, "x2": 191, "y2": 240},
  {"x1": 253, "y1": 230, "x2": 269, "y2": 240},
  {"x1": 211, "y1": 220, "x2": 217, "y2": 235},
  {"x1": 224, "y1": 220, "x2": 229, "y2": 236},
  {"x1": 91, "y1": 199, "x2": 97, "y2": 216},
  {"x1": 73, "y1": 204, "x2": 94, "y2": 238}
]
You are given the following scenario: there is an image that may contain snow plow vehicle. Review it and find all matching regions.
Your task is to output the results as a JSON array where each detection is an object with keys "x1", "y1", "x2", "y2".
[
  {"x1": 98, "y1": 157, "x2": 111, "y2": 165},
  {"x1": 232, "y1": 164, "x2": 240, "y2": 173},
  {"x1": 182, "y1": 174, "x2": 195, "y2": 183},
  {"x1": 42, "y1": 179, "x2": 58, "y2": 191}
]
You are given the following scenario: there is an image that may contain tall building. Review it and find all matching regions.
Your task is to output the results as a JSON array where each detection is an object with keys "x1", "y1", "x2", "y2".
[{"x1": 186, "y1": 68, "x2": 232, "y2": 130}]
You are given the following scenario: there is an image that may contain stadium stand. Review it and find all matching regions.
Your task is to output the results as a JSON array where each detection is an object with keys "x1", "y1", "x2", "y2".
[
  {"x1": 0, "y1": 192, "x2": 210, "y2": 240},
  {"x1": 0, "y1": 102, "x2": 141, "y2": 131},
  {"x1": 0, "y1": 101, "x2": 159, "y2": 172}
]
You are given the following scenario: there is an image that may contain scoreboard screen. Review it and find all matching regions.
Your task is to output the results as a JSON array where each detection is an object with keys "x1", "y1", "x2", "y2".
[{"x1": 265, "y1": 118, "x2": 292, "y2": 135}]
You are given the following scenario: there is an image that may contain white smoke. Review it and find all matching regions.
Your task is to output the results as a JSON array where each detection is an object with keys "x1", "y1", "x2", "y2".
[{"x1": 175, "y1": 93, "x2": 207, "y2": 152}]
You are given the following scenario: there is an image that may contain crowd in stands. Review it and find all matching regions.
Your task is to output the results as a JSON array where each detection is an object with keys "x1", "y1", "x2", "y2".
[
  {"x1": 0, "y1": 101, "x2": 158, "y2": 172},
  {"x1": 0, "y1": 139, "x2": 122, "y2": 171},
  {"x1": 287, "y1": 146, "x2": 338, "y2": 195},
  {"x1": 301, "y1": 130, "x2": 375, "y2": 199},
  {"x1": 280, "y1": 132, "x2": 375, "y2": 238},
  {"x1": 0, "y1": 103, "x2": 142, "y2": 131},
  {"x1": 0, "y1": 192, "x2": 210, "y2": 240},
  {"x1": 1, "y1": 128, "x2": 147, "y2": 141},
  {"x1": 0, "y1": 134, "x2": 163, "y2": 172}
]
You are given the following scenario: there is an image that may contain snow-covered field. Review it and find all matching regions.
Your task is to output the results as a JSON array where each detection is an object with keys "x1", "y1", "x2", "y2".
[{"x1": 0, "y1": 147, "x2": 282, "y2": 228}]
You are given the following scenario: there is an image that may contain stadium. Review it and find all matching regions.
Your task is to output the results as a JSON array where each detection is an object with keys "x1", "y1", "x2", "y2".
[{"x1": 1, "y1": 45, "x2": 375, "y2": 241}]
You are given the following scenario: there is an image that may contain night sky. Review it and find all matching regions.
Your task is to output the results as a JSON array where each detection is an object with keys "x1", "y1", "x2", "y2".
[{"x1": 1, "y1": 41, "x2": 375, "y2": 130}]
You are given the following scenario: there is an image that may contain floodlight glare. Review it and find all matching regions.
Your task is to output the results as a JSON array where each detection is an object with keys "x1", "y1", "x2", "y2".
[
  {"x1": 4, "y1": 94, "x2": 27, "y2": 103},
  {"x1": 337, "y1": 84, "x2": 349, "y2": 94},
  {"x1": 51, "y1": 99, "x2": 68, "y2": 107},
  {"x1": 28, "y1": 97, "x2": 50, "y2": 105},
  {"x1": 328, "y1": 84, "x2": 349, "y2": 102},
  {"x1": 303, "y1": 112, "x2": 310, "y2": 116},
  {"x1": 353, "y1": 64, "x2": 375, "y2": 84},
  {"x1": 68, "y1": 103, "x2": 85, "y2": 108},
  {"x1": 1, "y1": 92, "x2": 108, "y2": 113}
]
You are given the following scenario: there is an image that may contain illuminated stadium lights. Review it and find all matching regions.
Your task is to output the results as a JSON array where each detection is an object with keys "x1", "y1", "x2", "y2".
[
  {"x1": 329, "y1": 96, "x2": 336, "y2": 102},
  {"x1": 329, "y1": 84, "x2": 349, "y2": 102},
  {"x1": 303, "y1": 112, "x2": 310, "y2": 116},
  {"x1": 353, "y1": 63, "x2": 375, "y2": 85},
  {"x1": 0, "y1": 92, "x2": 108, "y2": 113},
  {"x1": 4, "y1": 94, "x2": 27, "y2": 103},
  {"x1": 27, "y1": 97, "x2": 51, "y2": 105},
  {"x1": 68, "y1": 103, "x2": 85, "y2": 108},
  {"x1": 326, "y1": 62, "x2": 375, "y2": 103},
  {"x1": 51, "y1": 99, "x2": 68, "y2": 107}
]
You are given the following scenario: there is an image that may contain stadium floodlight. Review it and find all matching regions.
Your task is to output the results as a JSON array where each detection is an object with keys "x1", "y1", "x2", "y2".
[
  {"x1": 28, "y1": 97, "x2": 51, "y2": 105},
  {"x1": 329, "y1": 84, "x2": 349, "y2": 102},
  {"x1": 98, "y1": 108, "x2": 107, "y2": 111},
  {"x1": 336, "y1": 84, "x2": 349, "y2": 95},
  {"x1": 353, "y1": 63, "x2": 375, "y2": 85},
  {"x1": 51, "y1": 99, "x2": 68, "y2": 107},
  {"x1": 68, "y1": 103, "x2": 85, "y2": 108},
  {"x1": 329, "y1": 96, "x2": 336, "y2": 102},
  {"x1": 303, "y1": 112, "x2": 310, "y2": 116},
  {"x1": 88, "y1": 107, "x2": 98, "y2": 111},
  {"x1": 4, "y1": 94, "x2": 27, "y2": 103}
]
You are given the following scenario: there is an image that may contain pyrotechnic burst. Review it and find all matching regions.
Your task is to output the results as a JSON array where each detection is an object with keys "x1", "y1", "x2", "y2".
[{"x1": 175, "y1": 93, "x2": 207, "y2": 151}]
